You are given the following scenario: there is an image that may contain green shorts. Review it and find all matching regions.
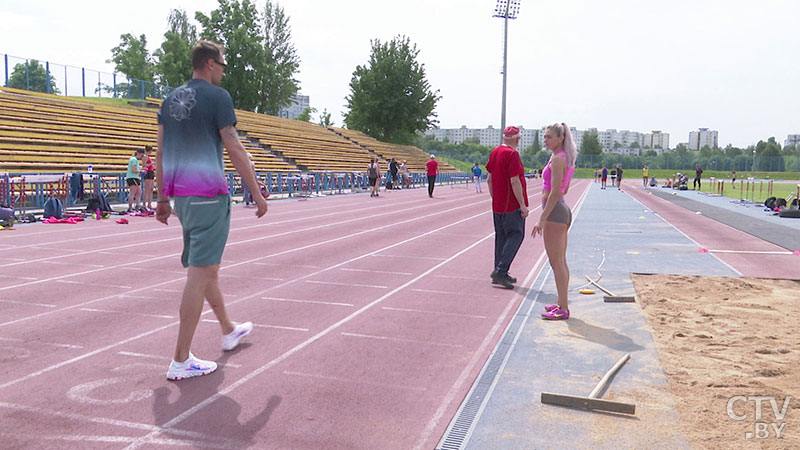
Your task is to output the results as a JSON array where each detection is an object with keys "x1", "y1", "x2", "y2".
[{"x1": 173, "y1": 194, "x2": 231, "y2": 268}]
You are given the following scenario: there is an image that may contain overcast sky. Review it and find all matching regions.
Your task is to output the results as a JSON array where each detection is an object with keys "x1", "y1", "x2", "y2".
[{"x1": 2, "y1": 0, "x2": 798, "y2": 147}]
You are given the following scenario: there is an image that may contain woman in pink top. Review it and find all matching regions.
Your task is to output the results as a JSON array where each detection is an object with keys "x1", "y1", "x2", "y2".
[{"x1": 532, "y1": 122, "x2": 577, "y2": 320}]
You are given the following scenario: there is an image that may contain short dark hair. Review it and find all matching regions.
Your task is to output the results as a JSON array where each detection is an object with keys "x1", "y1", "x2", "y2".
[
  {"x1": 144, "y1": 145, "x2": 153, "y2": 152},
  {"x1": 135, "y1": 148, "x2": 145, "y2": 154},
  {"x1": 192, "y1": 40, "x2": 225, "y2": 71}
]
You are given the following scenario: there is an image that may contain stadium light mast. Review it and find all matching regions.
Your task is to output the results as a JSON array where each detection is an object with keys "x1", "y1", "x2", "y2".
[{"x1": 493, "y1": 0, "x2": 521, "y2": 144}]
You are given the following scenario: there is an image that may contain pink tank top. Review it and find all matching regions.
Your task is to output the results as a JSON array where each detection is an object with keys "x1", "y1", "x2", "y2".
[{"x1": 542, "y1": 151, "x2": 575, "y2": 193}]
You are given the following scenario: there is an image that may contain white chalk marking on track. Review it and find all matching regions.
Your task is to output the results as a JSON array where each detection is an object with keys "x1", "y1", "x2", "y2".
[
  {"x1": 80, "y1": 308, "x2": 175, "y2": 319},
  {"x1": 154, "y1": 288, "x2": 183, "y2": 293},
  {"x1": 381, "y1": 306, "x2": 487, "y2": 320},
  {"x1": 117, "y1": 294, "x2": 161, "y2": 300},
  {"x1": 434, "y1": 274, "x2": 483, "y2": 280},
  {"x1": 340, "y1": 268, "x2": 413, "y2": 276},
  {"x1": 58, "y1": 280, "x2": 132, "y2": 289},
  {"x1": 0, "y1": 402, "x2": 245, "y2": 447},
  {"x1": 373, "y1": 254, "x2": 447, "y2": 261},
  {"x1": 706, "y1": 249, "x2": 794, "y2": 255},
  {"x1": 122, "y1": 209, "x2": 498, "y2": 450},
  {"x1": 341, "y1": 332, "x2": 463, "y2": 348},
  {"x1": 305, "y1": 280, "x2": 388, "y2": 289},
  {"x1": 254, "y1": 262, "x2": 321, "y2": 269},
  {"x1": 200, "y1": 318, "x2": 308, "y2": 332},
  {"x1": 0, "y1": 298, "x2": 56, "y2": 308},
  {"x1": 262, "y1": 297, "x2": 354, "y2": 307},
  {"x1": 40, "y1": 260, "x2": 105, "y2": 268},
  {"x1": 412, "y1": 288, "x2": 483, "y2": 297},
  {"x1": 282, "y1": 370, "x2": 427, "y2": 392},
  {"x1": 0, "y1": 336, "x2": 82, "y2": 349}
]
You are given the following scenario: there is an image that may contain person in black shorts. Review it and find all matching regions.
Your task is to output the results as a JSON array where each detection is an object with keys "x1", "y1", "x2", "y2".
[
  {"x1": 616, "y1": 164, "x2": 624, "y2": 190},
  {"x1": 367, "y1": 158, "x2": 380, "y2": 197},
  {"x1": 126, "y1": 148, "x2": 144, "y2": 211}
]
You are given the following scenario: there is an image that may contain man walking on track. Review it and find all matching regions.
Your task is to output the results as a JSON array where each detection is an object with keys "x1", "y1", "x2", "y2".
[
  {"x1": 156, "y1": 40, "x2": 268, "y2": 381},
  {"x1": 487, "y1": 126, "x2": 529, "y2": 289},
  {"x1": 426, "y1": 154, "x2": 439, "y2": 198}
]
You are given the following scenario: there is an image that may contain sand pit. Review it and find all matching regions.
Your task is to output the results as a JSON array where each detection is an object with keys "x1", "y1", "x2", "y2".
[{"x1": 632, "y1": 274, "x2": 800, "y2": 450}]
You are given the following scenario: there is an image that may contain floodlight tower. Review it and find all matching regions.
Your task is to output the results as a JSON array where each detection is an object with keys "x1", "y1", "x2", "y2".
[{"x1": 493, "y1": 0, "x2": 521, "y2": 143}]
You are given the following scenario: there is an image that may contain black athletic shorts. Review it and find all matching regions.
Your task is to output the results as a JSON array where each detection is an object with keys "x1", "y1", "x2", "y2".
[
  {"x1": 127, "y1": 178, "x2": 141, "y2": 186},
  {"x1": 142, "y1": 171, "x2": 155, "y2": 180}
]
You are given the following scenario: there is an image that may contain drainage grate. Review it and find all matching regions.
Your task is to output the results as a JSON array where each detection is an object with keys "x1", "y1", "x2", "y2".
[{"x1": 436, "y1": 269, "x2": 548, "y2": 450}]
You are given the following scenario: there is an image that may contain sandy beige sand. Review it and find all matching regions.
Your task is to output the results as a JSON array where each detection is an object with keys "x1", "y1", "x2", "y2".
[{"x1": 632, "y1": 274, "x2": 800, "y2": 450}]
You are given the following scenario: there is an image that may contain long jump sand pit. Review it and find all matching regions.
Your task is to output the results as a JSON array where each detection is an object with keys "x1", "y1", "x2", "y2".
[{"x1": 632, "y1": 274, "x2": 799, "y2": 450}]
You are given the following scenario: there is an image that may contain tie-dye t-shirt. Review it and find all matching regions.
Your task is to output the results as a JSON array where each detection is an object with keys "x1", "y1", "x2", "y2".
[{"x1": 158, "y1": 79, "x2": 236, "y2": 198}]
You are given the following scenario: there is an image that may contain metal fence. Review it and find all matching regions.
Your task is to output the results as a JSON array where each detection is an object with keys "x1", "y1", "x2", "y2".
[
  {"x1": 574, "y1": 154, "x2": 800, "y2": 172},
  {"x1": 2, "y1": 53, "x2": 173, "y2": 100}
]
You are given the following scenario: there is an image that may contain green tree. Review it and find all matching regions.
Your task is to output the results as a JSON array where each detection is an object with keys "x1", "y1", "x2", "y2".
[
  {"x1": 197, "y1": 0, "x2": 264, "y2": 111},
  {"x1": 154, "y1": 9, "x2": 197, "y2": 87},
  {"x1": 108, "y1": 33, "x2": 155, "y2": 82},
  {"x1": 580, "y1": 130, "x2": 602, "y2": 155},
  {"x1": 523, "y1": 130, "x2": 541, "y2": 154},
  {"x1": 674, "y1": 143, "x2": 690, "y2": 157},
  {"x1": 259, "y1": 0, "x2": 301, "y2": 115},
  {"x1": 295, "y1": 106, "x2": 317, "y2": 122},
  {"x1": 630, "y1": 141, "x2": 640, "y2": 149},
  {"x1": 6, "y1": 60, "x2": 60, "y2": 94},
  {"x1": 783, "y1": 144, "x2": 797, "y2": 156},
  {"x1": 645, "y1": 150, "x2": 657, "y2": 157},
  {"x1": 318, "y1": 108, "x2": 333, "y2": 127},
  {"x1": 344, "y1": 35, "x2": 440, "y2": 144}
]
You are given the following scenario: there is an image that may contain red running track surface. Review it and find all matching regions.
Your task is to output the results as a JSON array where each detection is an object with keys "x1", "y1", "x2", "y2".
[{"x1": 0, "y1": 180, "x2": 592, "y2": 450}]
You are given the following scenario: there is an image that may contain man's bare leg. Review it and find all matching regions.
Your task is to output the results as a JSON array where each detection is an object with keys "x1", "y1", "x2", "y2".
[{"x1": 173, "y1": 265, "x2": 217, "y2": 362}]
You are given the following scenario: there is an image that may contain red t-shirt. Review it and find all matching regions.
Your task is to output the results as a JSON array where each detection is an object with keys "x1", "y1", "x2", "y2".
[
  {"x1": 426, "y1": 159, "x2": 438, "y2": 176},
  {"x1": 486, "y1": 145, "x2": 528, "y2": 213}
]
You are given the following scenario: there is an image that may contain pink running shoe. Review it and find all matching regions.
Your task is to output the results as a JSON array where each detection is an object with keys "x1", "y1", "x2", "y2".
[
  {"x1": 544, "y1": 303, "x2": 559, "y2": 312},
  {"x1": 541, "y1": 307, "x2": 570, "y2": 320}
]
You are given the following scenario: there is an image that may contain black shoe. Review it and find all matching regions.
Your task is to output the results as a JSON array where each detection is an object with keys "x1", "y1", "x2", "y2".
[
  {"x1": 490, "y1": 270, "x2": 514, "y2": 289},
  {"x1": 491, "y1": 271, "x2": 517, "y2": 284}
]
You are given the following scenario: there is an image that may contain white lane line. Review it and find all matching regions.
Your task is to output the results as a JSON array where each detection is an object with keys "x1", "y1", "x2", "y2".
[
  {"x1": 117, "y1": 351, "x2": 242, "y2": 369},
  {"x1": 435, "y1": 274, "x2": 481, "y2": 280},
  {"x1": 123, "y1": 210, "x2": 497, "y2": 449},
  {"x1": 220, "y1": 274, "x2": 283, "y2": 281},
  {"x1": 0, "y1": 274, "x2": 38, "y2": 280},
  {"x1": 705, "y1": 249, "x2": 795, "y2": 255},
  {"x1": 305, "y1": 280, "x2": 388, "y2": 289},
  {"x1": 373, "y1": 254, "x2": 446, "y2": 261},
  {"x1": 340, "y1": 268, "x2": 414, "y2": 276},
  {"x1": 0, "y1": 336, "x2": 82, "y2": 349},
  {"x1": 341, "y1": 332, "x2": 463, "y2": 348},
  {"x1": 154, "y1": 288, "x2": 183, "y2": 293},
  {"x1": 262, "y1": 297, "x2": 354, "y2": 307},
  {"x1": 57, "y1": 280, "x2": 132, "y2": 289},
  {"x1": 282, "y1": 370, "x2": 427, "y2": 392},
  {"x1": 0, "y1": 298, "x2": 56, "y2": 308},
  {"x1": 117, "y1": 294, "x2": 162, "y2": 300},
  {"x1": 40, "y1": 261, "x2": 106, "y2": 268},
  {"x1": 200, "y1": 319, "x2": 308, "y2": 332},
  {"x1": 80, "y1": 308, "x2": 175, "y2": 320},
  {"x1": 254, "y1": 262, "x2": 321, "y2": 269},
  {"x1": 412, "y1": 288, "x2": 482, "y2": 296},
  {"x1": 381, "y1": 306, "x2": 486, "y2": 320}
]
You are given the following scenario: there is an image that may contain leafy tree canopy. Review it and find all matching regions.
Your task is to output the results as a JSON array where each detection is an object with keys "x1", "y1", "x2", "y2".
[
  {"x1": 580, "y1": 130, "x2": 602, "y2": 155},
  {"x1": 108, "y1": 33, "x2": 155, "y2": 82},
  {"x1": 6, "y1": 60, "x2": 60, "y2": 94},
  {"x1": 154, "y1": 9, "x2": 197, "y2": 87},
  {"x1": 345, "y1": 35, "x2": 440, "y2": 144}
]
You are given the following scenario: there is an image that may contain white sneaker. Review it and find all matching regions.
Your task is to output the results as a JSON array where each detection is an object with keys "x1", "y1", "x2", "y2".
[
  {"x1": 222, "y1": 322, "x2": 253, "y2": 351},
  {"x1": 166, "y1": 352, "x2": 217, "y2": 381}
]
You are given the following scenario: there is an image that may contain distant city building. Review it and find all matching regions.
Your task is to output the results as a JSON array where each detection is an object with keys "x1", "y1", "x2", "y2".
[
  {"x1": 688, "y1": 128, "x2": 718, "y2": 151},
  {"x1": 277, "y1": 94, "x2": 310, "y2": 120},
  {"x1": 785, "y1": 134, "x2": 800, "y2": 147},
  {"x1": 643, "y1": 130, "x2": 670, "y2": 151},
  {"x1": 426, "y1": 125, "x2": 670, "y2": 154}
]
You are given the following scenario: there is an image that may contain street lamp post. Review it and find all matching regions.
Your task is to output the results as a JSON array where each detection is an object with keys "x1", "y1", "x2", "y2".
[{"x1": 493, "y1": 0, "x2": 521, "y2": 144}]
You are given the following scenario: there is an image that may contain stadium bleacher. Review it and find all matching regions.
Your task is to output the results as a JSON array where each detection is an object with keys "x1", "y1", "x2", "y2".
[{"x1": 329, "y1": 127, "x2": 457, "y2": 173}]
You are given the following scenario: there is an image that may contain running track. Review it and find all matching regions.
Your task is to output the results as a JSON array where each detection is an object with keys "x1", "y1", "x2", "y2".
[{"x1": 0, "y1": 178, "x2": 793, "y2": 449}]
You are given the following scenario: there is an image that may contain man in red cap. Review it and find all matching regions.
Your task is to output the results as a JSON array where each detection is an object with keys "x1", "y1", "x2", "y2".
[{"x1": 486, "y1": 126, "x2": 529, "y2": 288}]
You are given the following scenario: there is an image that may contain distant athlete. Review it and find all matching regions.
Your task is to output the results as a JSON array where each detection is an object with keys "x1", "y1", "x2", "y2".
[{"x1": 156, "y1": 40, "x2": 268, "y2": 380}]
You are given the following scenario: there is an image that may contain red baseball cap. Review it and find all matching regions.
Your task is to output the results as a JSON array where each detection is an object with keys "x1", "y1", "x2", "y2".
[{"x1": 503, "y1": 126, "x2": 520, "y2": 137}]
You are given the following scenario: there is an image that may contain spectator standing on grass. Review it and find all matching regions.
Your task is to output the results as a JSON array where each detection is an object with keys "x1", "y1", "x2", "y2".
[
  {"x1": 731, "y1": 170, "x2": 737, "y2": 189},
  {"x1": 694, "y1": 164, "x2": 704, "y2": 190},
  {"x1": 426, "y1": 155, "x2": 439, "y2": 198},
  {"x1": 156, "y1": 40, "x2": 268, "y2": 381},
  {"x1": 487, "y1": 126, "x2": 529, "y2": 289},
  {"x1": 472, "y1": 163, "x2": 483, "y2": 193},
  {"x1": 126, "y1": 148, "x2": 144, "y2": 212},
  {"x1": 532, "y1": 122, "x2": 577, "y2": 320}
]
